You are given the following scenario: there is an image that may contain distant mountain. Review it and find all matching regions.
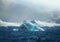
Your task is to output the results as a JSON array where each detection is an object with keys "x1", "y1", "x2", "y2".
[
  {"x1": 0, "y1": 20, "x2": 60, "y2": 31},
  {"x1": 0, "y1": 19, "x2": 20, "y2": 26},
  {"x1": 20, "y1": 20, "x2": 60, "y2": 31}
]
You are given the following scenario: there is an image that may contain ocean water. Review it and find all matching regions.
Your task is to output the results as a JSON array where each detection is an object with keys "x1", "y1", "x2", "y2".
[{"x1": 0, "y1": 26, "x2": 60, "y2": 42}]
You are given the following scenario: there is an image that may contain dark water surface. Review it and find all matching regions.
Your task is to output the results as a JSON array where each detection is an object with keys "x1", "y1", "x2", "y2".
[{"x1": 0, "y1": 26, "x2": 60, "y2": 42}]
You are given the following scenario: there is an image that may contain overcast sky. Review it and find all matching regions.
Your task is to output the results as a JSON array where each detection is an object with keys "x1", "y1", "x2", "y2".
[{"x1": 0, "y1": 0, "x2": 60, "y2": 23}]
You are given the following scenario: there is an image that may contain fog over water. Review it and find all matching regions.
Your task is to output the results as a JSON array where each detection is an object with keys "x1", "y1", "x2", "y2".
[{"x1": 0, "y1": 0, "x2": 60, "y2": 23}]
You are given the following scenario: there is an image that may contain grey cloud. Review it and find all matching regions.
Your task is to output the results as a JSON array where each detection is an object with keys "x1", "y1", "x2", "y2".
[{"x1": 0, "y1": 0, "x2": 60, "y2": 24}]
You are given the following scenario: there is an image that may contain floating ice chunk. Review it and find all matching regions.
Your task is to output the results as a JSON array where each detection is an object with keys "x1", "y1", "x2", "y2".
[{"x1": 13, "y1": 28, "x2": 19, "y2": 31}]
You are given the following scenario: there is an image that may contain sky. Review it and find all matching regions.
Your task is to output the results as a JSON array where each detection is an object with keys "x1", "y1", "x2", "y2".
[{"x1": 0, "y1": 0, "x2": 60, "y2": 23}]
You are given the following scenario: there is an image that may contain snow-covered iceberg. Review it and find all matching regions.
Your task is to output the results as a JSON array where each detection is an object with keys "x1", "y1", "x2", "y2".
[
  {"x1": 20, "y1": 20, "x2": 60, "y2": 31},
  {"x1": 0, "y1": 20, "x2": 60, "y2": 31}
]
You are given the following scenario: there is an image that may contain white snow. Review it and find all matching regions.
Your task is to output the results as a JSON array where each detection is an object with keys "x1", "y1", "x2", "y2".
[
  {"x1": 34, "y1": 20, "x2": 60, "y2": 27},
  {"x1": 0, "y1": 20, "x2": 20, "y2": 26}
]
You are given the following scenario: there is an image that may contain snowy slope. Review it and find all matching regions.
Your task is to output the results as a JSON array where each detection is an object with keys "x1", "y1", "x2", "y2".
[
  {"x1": 34, "y1": 20, "x2": 60, "y2": 27},
  {"x1": 21, "y1": 20, "x2": 60, "y2": 31},
  {"x1": 0, "y1": 20, "x2": 20, "y2": 26},
  {"x1": 0, "y1": 20, "x2": 60, "y2": 31}
]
